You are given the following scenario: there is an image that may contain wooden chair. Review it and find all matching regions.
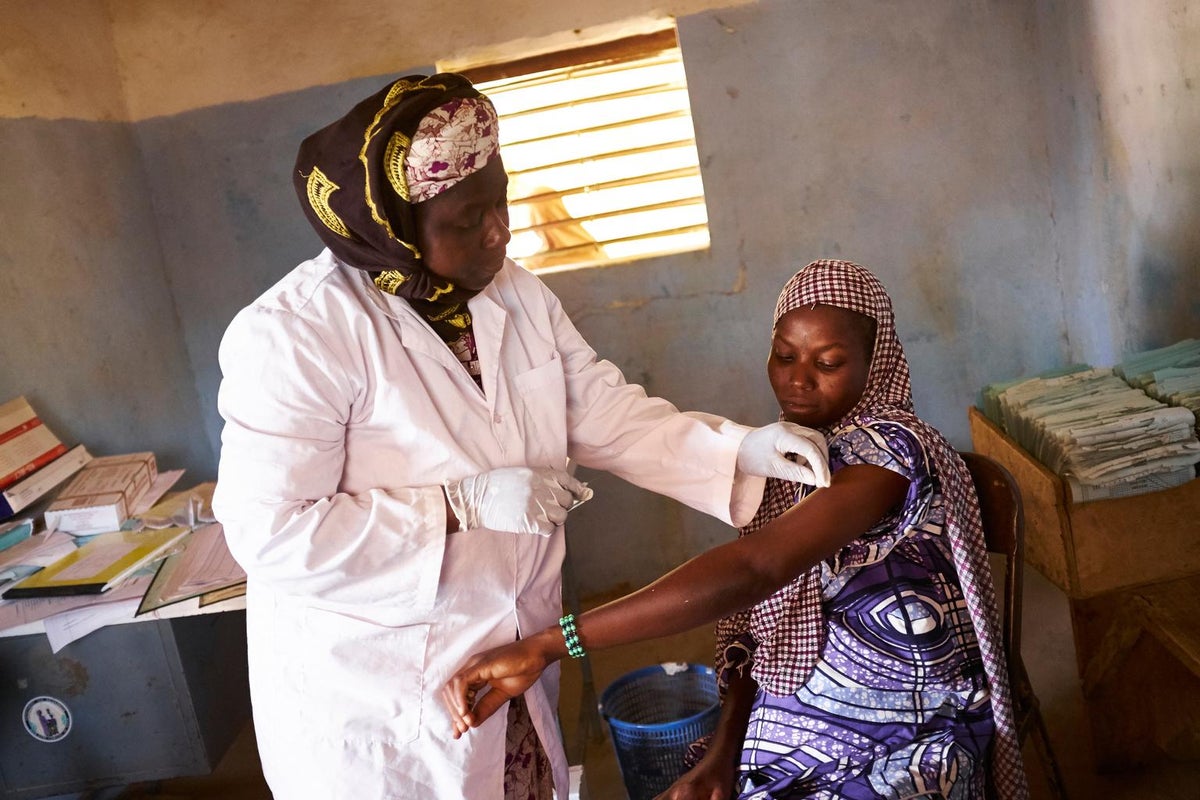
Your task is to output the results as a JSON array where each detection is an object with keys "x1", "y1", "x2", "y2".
[{"x1": 960, "y1": 451, "x2": 1069, "y2": 800}]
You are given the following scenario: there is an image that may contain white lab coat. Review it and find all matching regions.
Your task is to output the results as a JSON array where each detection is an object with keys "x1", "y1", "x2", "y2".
[{"x1": 213, "y1": 250, "x2": 763, "y2": 798}]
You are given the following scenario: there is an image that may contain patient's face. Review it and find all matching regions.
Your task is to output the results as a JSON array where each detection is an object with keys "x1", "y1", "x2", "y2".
[{"x1": 767, "y1": 304, "x2": 873, "y2": 429}]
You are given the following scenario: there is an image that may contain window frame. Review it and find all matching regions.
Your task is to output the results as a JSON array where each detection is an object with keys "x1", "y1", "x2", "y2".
[{"x1": 453, "y1": 29, "x2": 712, "y2": 273}]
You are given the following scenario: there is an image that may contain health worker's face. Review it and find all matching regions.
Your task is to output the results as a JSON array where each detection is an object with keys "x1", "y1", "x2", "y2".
[
  {"x1": 413, "y1": 157, "x2": 511, "y2": 292},
  {"x1": 767, "y1": 304, "x2": 873, "y2": 429}
]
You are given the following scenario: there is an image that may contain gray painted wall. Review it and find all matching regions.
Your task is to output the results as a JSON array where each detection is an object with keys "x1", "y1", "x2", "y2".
[
  {"x1": 134, "y1": 73, "x2": 433, "y2": 472},
  {"x1": 1036, "y1": 0, "x2": 1200, "y2": 366},
  {"x1": 0, "y1": 119, "x2": 206, "y2": 474},
  {"x1": 1, "y1": 0, "x2": 1196, "y2": 597},
  {"x1": 561, "y1": 0, "x2": 1071, "y2": 592}
]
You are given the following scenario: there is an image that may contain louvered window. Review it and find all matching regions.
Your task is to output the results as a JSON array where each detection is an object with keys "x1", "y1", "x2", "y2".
[{"x1": 458, "y1": 30, "x2": 710, "y2": 272}]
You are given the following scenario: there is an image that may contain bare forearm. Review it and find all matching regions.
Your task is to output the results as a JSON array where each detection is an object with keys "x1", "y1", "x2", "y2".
[
  {"x1": 513, "y1": 544, "x2": 774, "y2": 675},
  {"x1": 469, "y1": 469, "x2": 903, "y2": 669},
  {"x1": 443, "y1": 465, "x2": 907, "y2": 736},
  {"x1": 707, "y1": 667, "x2": 756, "y2": 764},
  {"x1": 575, "y1": 546, "x2": 777, "y2": 650},
  {"x1": 566, "y1": 466, "x2": 906, "y2": 655}
]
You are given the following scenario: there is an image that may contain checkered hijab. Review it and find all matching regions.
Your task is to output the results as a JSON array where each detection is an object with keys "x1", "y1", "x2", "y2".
[{"x1": 725, "y1": 260, "x2": 1028, "y2": 799}]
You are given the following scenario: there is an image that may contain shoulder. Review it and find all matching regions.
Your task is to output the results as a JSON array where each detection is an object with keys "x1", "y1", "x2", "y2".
[
  {"x1": 828, "y1": 417, "x2": 930, "y2": 483},
  {"x1": 241, "y1": 249, "x2": 363, "y2": 318},
  {"x1": 221, "y1": 249, "x2": 366, "y2": 362},
  {"x1": 224, "y1": 250, "x2": 371, "y2": 338}
]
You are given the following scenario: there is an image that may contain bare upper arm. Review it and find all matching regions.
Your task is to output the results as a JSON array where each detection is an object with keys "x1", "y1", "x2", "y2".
[{"x1": 741, "y1": 463, "x2": 910, "y2": 584}]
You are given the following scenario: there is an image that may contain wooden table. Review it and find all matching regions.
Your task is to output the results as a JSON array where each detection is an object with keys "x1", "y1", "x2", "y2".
[{"x1": 969, "y1": 407, "x2": 1200, "y2": 769}]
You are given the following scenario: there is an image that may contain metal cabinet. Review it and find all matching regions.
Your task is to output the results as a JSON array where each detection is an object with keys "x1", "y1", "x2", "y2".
[{"x1": 0, "y1": 611, "x2": 250, "y2": 799}]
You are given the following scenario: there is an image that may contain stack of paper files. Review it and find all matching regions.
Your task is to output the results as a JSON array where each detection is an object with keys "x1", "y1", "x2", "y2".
[
  {"x1": 996, "y1": 368, "x2": 1200, "y2": 501},
  {"x1": 0, "y1": 527, "x2": 188, "y2": 599},
  {"x1": 1114, "y1": 338, "x2": 1200, "y2": 431},
  {"x1": 978, "y1": 364, "x2": 1092, "y2": 427},
  {"x1": 0, "y1": 528, "x2": 77, "y2": 597},
  {"x1": 137, "y1": 522, "x2": 246, "y2": 615}
]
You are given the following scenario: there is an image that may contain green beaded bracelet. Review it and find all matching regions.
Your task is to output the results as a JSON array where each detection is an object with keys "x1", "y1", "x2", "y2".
[{"x1": 559, "y1": 613, "x2": 586, "y2": 659}]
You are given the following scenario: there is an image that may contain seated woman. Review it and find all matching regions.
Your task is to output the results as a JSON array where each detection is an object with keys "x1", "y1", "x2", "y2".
[{"x1": 442, "y1": 259, "x2": 1029, "y2": 800}]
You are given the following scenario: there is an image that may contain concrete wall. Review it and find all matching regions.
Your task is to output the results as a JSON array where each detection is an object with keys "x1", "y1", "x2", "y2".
[
  {"x1": 1036, "y1": 0, "x2": 1200, "y2": 366},
  {"x1": 0, "y1": 1, "x2": 206, "y2": 473},
  {"x1": 1, "y1": 0, "x2": 1196, "y2": 596}
]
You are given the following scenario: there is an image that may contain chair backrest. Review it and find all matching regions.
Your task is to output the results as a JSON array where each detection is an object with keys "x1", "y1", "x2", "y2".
[{"x1": 959, "y1": 451, "x2": 1025, "y2": 667}]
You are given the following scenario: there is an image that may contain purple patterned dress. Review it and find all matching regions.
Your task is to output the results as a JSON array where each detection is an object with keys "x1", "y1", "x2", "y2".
[{"x1": 722, "y1": 420, "x2": 995, "y2": 799}]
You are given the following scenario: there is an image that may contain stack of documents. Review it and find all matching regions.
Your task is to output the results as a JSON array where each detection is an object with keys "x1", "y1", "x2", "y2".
[
  {"x1": 137, "y1": 521, "x2": 246, "y2": 615},
  {"x1": 1115, "y1": 339, "x2": 1200, "y2": 432},
  {"x1": 1, "y1": 527, "x2": 189, "y2": 599},
  {"x1": 995, "y1": 367, "x2": 1200, "y2": 501},
  {"x1": 979, "y1": 364, "x2": 1092, "y2": 426}
]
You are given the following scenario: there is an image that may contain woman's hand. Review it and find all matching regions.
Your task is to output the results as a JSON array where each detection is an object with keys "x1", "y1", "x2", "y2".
[
  {"x1": 654, "y1": 664, "x2": 752, "y2": 799},
  {"x1": 737, "y1": 421, "x2": 830, "y2": 487},
  {"x1": 442, "y1": 630, "x2": 559, "y2": 738},
  {"x1": 443, "y1": 466, "x2": 589, "y2": 536},
  {"x1": 652, "y1": 755, "x2": 738, "y2": 800}
]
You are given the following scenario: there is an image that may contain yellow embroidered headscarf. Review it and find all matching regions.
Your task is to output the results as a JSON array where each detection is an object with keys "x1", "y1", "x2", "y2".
[{"x1": 292, "y1": 73, "x2": 501, "y2": 341}]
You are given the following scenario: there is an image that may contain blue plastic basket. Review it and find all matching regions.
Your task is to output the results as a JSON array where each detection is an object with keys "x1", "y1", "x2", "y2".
[{"x1": 598, "y1": 662, "x2": 720, "y2": 800}]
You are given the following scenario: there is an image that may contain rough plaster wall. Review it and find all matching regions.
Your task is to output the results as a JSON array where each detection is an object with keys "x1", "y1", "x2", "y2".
[
  {"x1": 557, "y1": 0, "x2": 1068, "y2": 594},
  {"x1": 1032, "y1": 0, "x2": 1111, "y2": 364},
  {"x1": 98, "y1": 0, "x2": 753, "y2": 120},
  {"x1": 1088, "y1": 0, "x2": 1200, "y2": 354},
  {"x1": 0, "y1": 0, "x2": 126, "y2": 120},
  {"x1": 1037, "y1": 0, "x2": 1199, "y2": 366},
  {"x1": 1084, "y1": 0, "x2": 1199, "y2": 356},
  {"x1": 0, "y1": 0, "x2": 209, "y2": 475},
  {"x1": 0, "y1": 119, "x2": 209, "y2": 474}
]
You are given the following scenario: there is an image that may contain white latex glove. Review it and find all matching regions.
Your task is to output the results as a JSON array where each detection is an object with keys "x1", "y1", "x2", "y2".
[
  {"x1": 737, "y1": 422, "x2": 831, "y2": 487},
  {"x1": 444, "y1": 466, "x2": 592, "y2": 536}
]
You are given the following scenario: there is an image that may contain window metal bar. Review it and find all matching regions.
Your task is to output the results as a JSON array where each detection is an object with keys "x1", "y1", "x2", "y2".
[
  {"x1": 595, "y1": 222, "x2": 710, "y2": 247},
  {"x1": 456, "y1": 29, "x2": 680, "y2": 85},
  {"x1": 508, "y1": 166, "x2": 700, "y2": 202},
  {"x1": 505, "y1": 138, "x2": 695, "y2": 179},
  {"x1": 501, "y1": 109, "x2": 690, "y2": 149},
  {"x1": 510, "y1": 196, "x2": 705, "y2": 235},
  {"x1": 560, "y1": 223, "x2": 709, "y2": 250},
  {"x1": 494, "y1": 81, "x2": 687, "y2": 120}
]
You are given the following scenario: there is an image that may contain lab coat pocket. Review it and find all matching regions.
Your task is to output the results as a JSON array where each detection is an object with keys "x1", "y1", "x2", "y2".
[
  {"x1": 302, "y1": 610, "x2": 430, "y2": 745},
  {"x1": 511, "y1": 354, "x2": 568, "y2": 461}
]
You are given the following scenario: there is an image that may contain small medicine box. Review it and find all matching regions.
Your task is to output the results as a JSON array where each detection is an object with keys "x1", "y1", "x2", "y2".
[{"x1": 44, "y1": 452, "x2": 157, "y2": 534}]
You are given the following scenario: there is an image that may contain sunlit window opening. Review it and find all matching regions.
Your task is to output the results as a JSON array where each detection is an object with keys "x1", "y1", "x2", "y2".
[{"x1": 466, "y1": 32, "x2": 711, "y2": 272}]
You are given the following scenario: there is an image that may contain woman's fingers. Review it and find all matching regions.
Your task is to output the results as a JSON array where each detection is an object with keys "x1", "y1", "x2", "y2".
[
  {"x1": 441, "y1": 676, "x2": 476, "y2": 738},
  {"x1": 468, "y1": 684, "x2": 511, "y2": 727},
  {"x1": 442, "y1": 662, "x2": 518, "y2": 737},
  {"x1": 443, "y1": 637, "x2": 555, "y2": 737}
]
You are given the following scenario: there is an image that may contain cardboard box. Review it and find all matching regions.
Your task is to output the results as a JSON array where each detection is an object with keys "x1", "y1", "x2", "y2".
[
  {"x1": 968, "y1": 406, "x2": 1200, "y2": 598},
  {"x1": 44, "y1": 452, "x2": 157, "y2": 535},
  {"x1": 0, "y1": 395, "x2": 68, "y2": 490}
]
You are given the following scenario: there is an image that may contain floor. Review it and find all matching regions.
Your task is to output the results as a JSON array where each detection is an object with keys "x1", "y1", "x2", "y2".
[{"x1": 81, "y1": 567, "x2": 1198, "y2": 799}]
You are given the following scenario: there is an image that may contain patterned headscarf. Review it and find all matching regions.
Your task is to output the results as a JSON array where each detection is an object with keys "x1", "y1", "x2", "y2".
[
  {"x1": 292, "y1": 73, "x2": 500, "y2": 341},
  {"x1": 731, "y1": 260, "x2": 1028, "y2": 800}
]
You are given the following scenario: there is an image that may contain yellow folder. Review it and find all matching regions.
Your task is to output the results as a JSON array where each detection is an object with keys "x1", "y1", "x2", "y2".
[{"x1": 1, "y1": 527, "x2": 188, "y2": 599}]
